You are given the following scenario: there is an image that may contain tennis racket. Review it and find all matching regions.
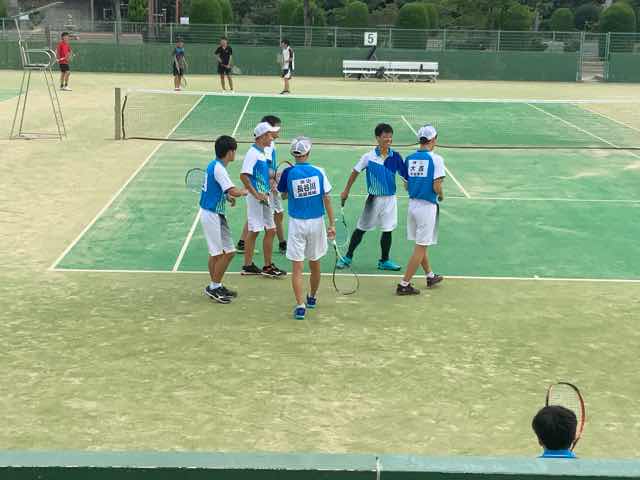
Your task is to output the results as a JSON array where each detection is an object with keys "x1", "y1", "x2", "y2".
[
  {"x1": 276, "y1": 53, "x2": 284, "y2": 67},
  {"x1": 332, "y1": 239, "x2": 359, "y2": 295},
  {"x1": 545, "y1": 382, "x2": 586, "y2": 450},
  {"x1": 231, "y1": 65, "x2": 242, "y2": 75},
  {"x1": 185, "y1": 167, "x2": 205, "y2": 193},
  {"x1": 335, "y1": 198, "x2": 349, "y2": 250},
  {"x1": 175, "y1": 56, "x2": 188, "y2": 88}
]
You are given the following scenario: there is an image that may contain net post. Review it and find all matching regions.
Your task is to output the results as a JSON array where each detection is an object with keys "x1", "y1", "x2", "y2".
[
  {"x1": 334, "y1": 27, "x2": 337, "y2": 48},
  {"x1": 114, "y1": 88, "x2": 122, "y2": 140},
  {"x1": 169, "y1": 23, "x2": 173, "y2": 44}
]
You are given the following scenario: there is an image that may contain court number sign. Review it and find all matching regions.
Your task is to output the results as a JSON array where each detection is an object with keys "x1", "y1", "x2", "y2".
[{"x1": 364, "y1": 32, "x2": 378, "y2": 46}]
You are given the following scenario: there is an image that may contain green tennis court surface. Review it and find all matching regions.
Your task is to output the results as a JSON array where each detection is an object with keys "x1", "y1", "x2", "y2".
[
  {"x1": 54, "y1": 94, "x2": 640, "y2": 280},
  {"x1": 0, "y1": 89, "x2": 17, "y2": 102}
]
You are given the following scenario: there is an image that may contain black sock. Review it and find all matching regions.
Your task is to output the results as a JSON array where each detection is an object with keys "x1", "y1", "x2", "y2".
[
  {"x1": 346, "y1": 228, "x2": 365, "y2": 258},
  {"x1": 380, "y1": 231, "x2": 392, "y2": 262}
]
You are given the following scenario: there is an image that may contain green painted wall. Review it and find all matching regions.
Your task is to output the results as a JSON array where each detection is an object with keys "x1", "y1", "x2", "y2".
[
  {"x1": 607, "y1": 53, "x2": 640, "y2": 82},
  {"x1": 2, "y1": 452, "x2": 640, "y2": 480},
  {"x1": 0, "y1": 41, "x2": 580, "y2": 82}
]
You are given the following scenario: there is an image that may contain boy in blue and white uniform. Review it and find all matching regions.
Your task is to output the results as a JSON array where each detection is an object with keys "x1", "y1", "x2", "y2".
[
  {"x1": 397, "y1": 125, "x2": 445, "y2": 295},
  {"x1": 236, "y1": 115, "x2": 287, "y2": 255},
  {"x1": 240, "y1": 122, "x2": 287, "y2": 277},
  {"x1": 200, "y1": 135, "x2": 247, "y2": 304},
  {"x1": 532, "y1": 406, "x2": 578, "y2": 459},
  {"x1": 277, "y1": 137, "x2": 336, "y2": 321},
  {"x1": 338, "y1": 123, "x2": 404, "y2": 271}
]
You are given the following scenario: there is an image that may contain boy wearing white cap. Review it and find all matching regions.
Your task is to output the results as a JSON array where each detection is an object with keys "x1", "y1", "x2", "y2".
[
  {"x1": 277, "y1": 137, "x2": 336, "y2": 320},
  {"x1": 397, "y1": 125, "x2": 445, "y2": 295},
  {"x1": 240, "y1": 121, "x2": 287, "y2": 277}
]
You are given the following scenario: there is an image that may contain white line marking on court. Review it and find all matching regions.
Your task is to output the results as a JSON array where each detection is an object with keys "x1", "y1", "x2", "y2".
[
  {"x1": 171, "y1": 95, "x2": 252, "y2": 272},
  {"x1": 49, "y1": 94, "x2": 207, "y2": 271},
  {"x1": 579, "y1": 104, "x2": 640, "y2": 135},
  {"x1": 125, "y1": 88, "x2": 640, "y2": 105},
  {"x1": 335, "y1": 194, "x2": 640, "y2": 203},
  {"x1": 527, "y1": 103, "x2": 640, "y2": 162},
  {"x1": 172, "y1": 210, "x2": 201, "y2": 272},
  {"x1": 233, "y1": 95, "x2": 252, "y2": 136},
  {"x1": 49, "y1": 267, "x2": 640, "y2": 283},
  {"x1": 401, "y1": 115, "x2": 471, "y2": 199}
]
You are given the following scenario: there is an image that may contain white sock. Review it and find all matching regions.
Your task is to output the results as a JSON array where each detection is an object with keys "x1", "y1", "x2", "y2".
[
  {"x1": 427, "y1": 272, "x2": 435, "y2": 279},
  {"x1": 400, "y1": 280, "x2": 410, "y2": 287},
  {"x1": 211, "y1": 282, "x2": 222, "y2": 289},
  {"x1": 297, "y1": 304, "x2": 306, "y2": 310}
]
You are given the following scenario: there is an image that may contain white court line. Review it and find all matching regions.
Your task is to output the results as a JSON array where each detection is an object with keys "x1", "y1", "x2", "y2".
[
  {"x1": 171, "y1": 95, "x2": 253, "y2": 272},
  {"x1": 335, "y1": 194, "x2": 640, "y2": 203},
  {"x1": 49, "y1": 267, "x2": 640, "y2": 284},
  {"x1": 400, "y1": 115, "x2": 471, "y2": 199},
  {"x1": 579, "y1": 104, "x2": 640, "y2": 135},
  {"x1": 527, "y1": 103, "x2": 640, "y2": 162},
  {"x1": 49, "y1": 94, "x2": 207, "y2": 271},
  {"x1": 125, "y1": 88, "x2": 640, "y2": 105},
  {"x1": 172, "y1": 210, "x2": 201, "y2": 272}
]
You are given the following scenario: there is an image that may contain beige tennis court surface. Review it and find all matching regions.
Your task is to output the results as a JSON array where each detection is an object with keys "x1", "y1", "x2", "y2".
[{"x1": 1, "y1": 71, "x2": 639, "y2": 456}]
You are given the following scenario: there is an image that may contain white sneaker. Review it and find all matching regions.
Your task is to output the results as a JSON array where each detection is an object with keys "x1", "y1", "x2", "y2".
[{"x1": 63, "y1": 86, "x2": 72, "y2": 91}]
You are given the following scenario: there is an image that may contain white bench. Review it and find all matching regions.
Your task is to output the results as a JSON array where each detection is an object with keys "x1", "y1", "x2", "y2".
[{"x1": 343, "y1": 60, "x2": 439, "y2": 82}]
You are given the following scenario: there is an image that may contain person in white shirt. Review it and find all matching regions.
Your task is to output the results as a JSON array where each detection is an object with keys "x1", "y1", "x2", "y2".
[{"x1": 280, "y1": 39, "x2": 294, "y2": 95}]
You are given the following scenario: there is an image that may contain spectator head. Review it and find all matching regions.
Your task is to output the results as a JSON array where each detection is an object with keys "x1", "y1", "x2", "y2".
[
  {"x1": 532, "y1": 406, "x2": 577, "y2": 451},
  {"x1": 61, "y1": 32, "x2": 69, "y2": 42},
  {"x1": 176, "y1": 37, "x2": 184, "y2": 46},
  {"x1": 261, "y1": 115, "x2": 282, "y2": 139},
  {"x1": 220, "y1": 36, "x2": 228, "y2": 47},
  {"x1": 374, "y1": 123, "x2": 393, "y2": 149},
  {"x1": 281, "y1": 38, "x2": 290, "y2": 47}
]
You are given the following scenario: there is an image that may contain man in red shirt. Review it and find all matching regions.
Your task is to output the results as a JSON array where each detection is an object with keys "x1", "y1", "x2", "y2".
[{"x1": 56, "y1": 32, "x2": 72, "y2": 91}]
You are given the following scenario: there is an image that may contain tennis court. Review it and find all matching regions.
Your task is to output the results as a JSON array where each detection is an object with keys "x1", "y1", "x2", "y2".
[{"x1": 52, "y1": 92, "x2": 640, "y2": 281}]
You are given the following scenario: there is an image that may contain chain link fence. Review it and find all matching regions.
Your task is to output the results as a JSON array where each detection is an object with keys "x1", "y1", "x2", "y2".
[{"x1": 5, "y1": 20, "x2": 638, "y2": 54}]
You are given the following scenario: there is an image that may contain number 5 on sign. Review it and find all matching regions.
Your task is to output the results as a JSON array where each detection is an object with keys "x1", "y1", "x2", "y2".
[{"x1": 364, "y1": 32, "x2": 378, "y2": 46}]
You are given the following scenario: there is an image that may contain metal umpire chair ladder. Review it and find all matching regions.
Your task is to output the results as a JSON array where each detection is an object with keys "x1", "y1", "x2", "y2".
[{"x1": 10, "y1": 3, "x2": 67, "y2": 140}]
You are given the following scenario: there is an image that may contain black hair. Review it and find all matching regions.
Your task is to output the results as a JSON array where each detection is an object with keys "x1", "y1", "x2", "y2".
[
  {"x1": 220, "y1": 36, "x2": 228, "y2": 41},
  {"x1": 215, "y1": 135, "x2": 238, "y2": 159},
  {"x1": 261, "y1": 115, "x2": 282, "y2": 127},
  {"x1": 176, "y1": 37, "x2": 183, "y2": 43},
  {"x1": 419, "y1": 135, "x2": 437, "y2": 144},
  {"x1": 61, "y1": 32, "x2": 69, "y2": 38},
  {"x1": 374, "y1": 123, "x2": 393, "y2": 137},
  {"x1": 532, "y1": 406, "x2": 577, "y2": 451},
  {"x1": 281, "y1": 38, "x2": 290, "y2": 46}
]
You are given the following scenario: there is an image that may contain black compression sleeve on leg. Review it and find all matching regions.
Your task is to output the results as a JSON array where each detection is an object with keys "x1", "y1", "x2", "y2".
[
  {"x1": 380, "y1": 231, "x2": 392, "y2": 262},
  {"x1": 346, "y1": 228, "x2": 366, "y2": 258}
]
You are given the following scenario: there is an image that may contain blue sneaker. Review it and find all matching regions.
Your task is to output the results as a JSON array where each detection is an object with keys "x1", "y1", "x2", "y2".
[
  {"x1": 306, "y1": 295, "x2": 317, "y2": 309},
  {"x1": 294, "y1": 306, "x2": 306, "y2": 320},
  {"x1": 378, "y1": 259, "x2": 401, "y2": 271},
  {"x1": 336, "y1": 255, "x2": 352, "y2": 269}
]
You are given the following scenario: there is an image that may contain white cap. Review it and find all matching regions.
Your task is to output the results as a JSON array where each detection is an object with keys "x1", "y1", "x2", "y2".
[
  {"x1": 290, "y1": 136, "x2": 312, "y2": 156},
  {"x1": 254, "y1": 121, "x2": 281, "y2": 138},
  {"x1": 417, "y1": 124, "x2": 437, "y2": 142}
]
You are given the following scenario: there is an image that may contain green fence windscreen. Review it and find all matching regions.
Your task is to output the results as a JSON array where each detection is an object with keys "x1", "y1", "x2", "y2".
[{"x1": 0, "y1": 42, "x2": 580, "y2": 82}]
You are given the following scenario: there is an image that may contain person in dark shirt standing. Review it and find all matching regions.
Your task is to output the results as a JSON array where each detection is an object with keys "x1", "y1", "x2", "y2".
[{"x1": 215, "y1": 36, "x2": 234, "y2": 92}]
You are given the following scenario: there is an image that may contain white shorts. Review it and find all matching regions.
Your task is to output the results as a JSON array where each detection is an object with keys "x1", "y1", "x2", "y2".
[
  {"x1": 247, "y1": 194, "x2": 276, "y2": 232},
  {"x1": 200, "y1": 208, "x2": 236, "y2": 256},
  {"x1": 286, "y1": 217, "x2": 328, "y2": 262},
  {"x1": 269, "y1": 190, "x2": 284, "y2": 214},
  {"x1": 356, "y1": 195, "x2": 397, "y2": 232},
  {"x1": 407, "y1": 199, "x2": 439, "y2": 246}
]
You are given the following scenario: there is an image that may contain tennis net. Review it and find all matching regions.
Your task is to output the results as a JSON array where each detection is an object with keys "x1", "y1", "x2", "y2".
[{"x1": 119, "y1": 88, "x2": 640, "y2": 150}]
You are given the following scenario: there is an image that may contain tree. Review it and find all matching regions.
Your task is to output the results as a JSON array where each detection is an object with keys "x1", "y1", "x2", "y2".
[
  {"x1": 279, "y1": 0, "x2": 302, "y2": 25},
  {"x1": 128, "y1": 0, "x2": 147, "y2": 22},
  {"x1": 575, "y1": 3, "x2": 601, "y2": 30},
  {"x1": 190, "y1": 0, "x2": 223, "y2": 23},
  {"x1": 550, "y1": 7, "x2": 574, "y2": 30},
  {"x1": 500, "y1": 3, "x2": 533, "y2": 30},
  {"x1": 219, "y1": 0, "x2": 233, "y2": 23},
  {"x1": 292, "y1": 0, "x2": 327, "y2": 25},
  {"x1": 600, "y1": 1, "x2": 636, "y2": 31},
  {"x1": 396, "y1": 2, "x2": 428, "y2": 29},
  {"x1": 424, "y1": 3, "x2": 440, "y2": 28},
  {"x1": 370, "y1": 3, "x2": 399, "y2": 26},
  {"x1": 341, "y1": 0, "x2": 369, "y2": 26}
]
